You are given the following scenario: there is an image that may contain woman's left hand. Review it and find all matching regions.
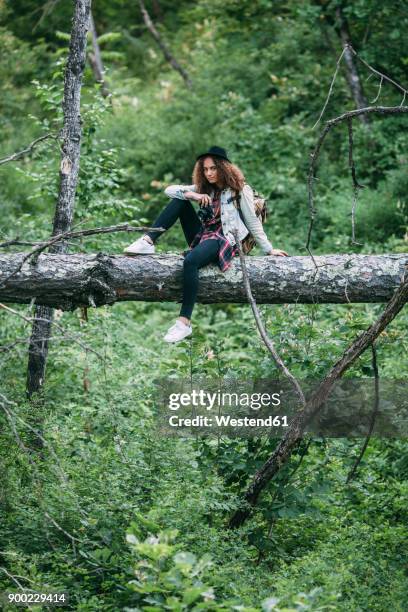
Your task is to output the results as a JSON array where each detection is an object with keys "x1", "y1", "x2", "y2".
[{"x1": 267, "y1": 249, "x2": 288, "y2": 256}]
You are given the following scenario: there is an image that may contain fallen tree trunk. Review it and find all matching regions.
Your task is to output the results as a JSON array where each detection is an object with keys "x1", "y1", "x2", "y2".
[{"x1": 0, "y1": 252, "x2": 406, "y2": 310}]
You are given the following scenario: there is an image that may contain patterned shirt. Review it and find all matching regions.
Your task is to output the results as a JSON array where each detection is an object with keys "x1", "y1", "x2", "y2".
[{"x1": 188, "y1": 190, "x2": 238, "y2": 272}]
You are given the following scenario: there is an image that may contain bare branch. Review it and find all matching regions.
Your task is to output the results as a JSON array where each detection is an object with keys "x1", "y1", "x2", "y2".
[
  {"x1": 0, "y1": 302, "x2": 105, "y2": 361},
  {"x1": 314, "y1": 40, "x2": 408, "y2": 130},
  {"x1": 306, "y1": 105, "x2": 408, "y2": 255},
  {"x1": 0, "y1": 566, "x2": 27, "y2": 592},
  {"x1": 229, "y1": 267, "x2": 408, "y2": 527},
  {"x1": 312, "y1": 46, "x2": 347, "y2": 129},
  {"x1": 347, "y1": 117, "x2": 364, "y2": 244},
  {"x1": 0, "y1": 134, "x2": 58, "y2": 166},
  {"x1": 0, "y1": 223, "x2": 164, "y2": 250},
  {"x1": 371, "y1": 76, "x2": 383, "y2": 104},
  {"x1": 138, "y1": 0, "x2": 192, "y2": 89},
  {"x1": 347, "y1": 118, "x2": 364, "y2": 192},
  {"x1": 310, "y1": 53, "x2": 408, "y2": 254},
  {"x1": 44, "y1": 512, "x2": 83, "y2": 544},
  {"x1": 233, "y1": 229, "x2": 305, "y2": 406},
  {"x1": 0, "y1": 395, "x2": 36, "y2": 467},
  {"x1": 33, "y1": 0, "x2": 62, "y2": 31},
  {"x1": 346, "y1": 343, "x2": 380, "y2": 483},
  {"x1": 348, "y1": 44, "x2": 408, "y2": 98},
  {"x1": 0, "y1": 239, "x2": 44, "y2": 248}
]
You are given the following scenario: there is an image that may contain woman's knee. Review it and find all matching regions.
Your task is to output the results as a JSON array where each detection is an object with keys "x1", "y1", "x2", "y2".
[{"x1": 171, "y1": 197, "x2": 189, "y2": 208}]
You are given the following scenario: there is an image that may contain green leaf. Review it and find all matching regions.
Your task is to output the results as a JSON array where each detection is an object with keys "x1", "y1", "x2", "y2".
[{"x1": 173, "y1": 551, "x2": 197, "y2": 567}]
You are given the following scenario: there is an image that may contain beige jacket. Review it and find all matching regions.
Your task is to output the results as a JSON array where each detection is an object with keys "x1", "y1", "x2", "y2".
[{"x1": 164, "y1": 183, "x2": 273, "y2": 254}]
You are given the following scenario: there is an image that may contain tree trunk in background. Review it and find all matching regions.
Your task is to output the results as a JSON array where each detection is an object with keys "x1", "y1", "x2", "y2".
[
  {"x1": 336, "y1": 4, "x2": 370, "y2": 125},
  {"x1": 151, "y1": 0, "x2": 163, "y2": 22},
  {"x1": 26, "y1": 0, "x2": 92, "y2": 398},
  {"x1": 138, "y1": 0, "x2": 192, "y2": 89},
  {"x1": 88, "y1": 11, "x2": 110, "y2": 98}
]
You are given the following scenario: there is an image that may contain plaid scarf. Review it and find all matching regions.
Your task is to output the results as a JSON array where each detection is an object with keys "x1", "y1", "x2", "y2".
[{"x1": 188, "y1": 191, "x2": 238, "y2": 272}]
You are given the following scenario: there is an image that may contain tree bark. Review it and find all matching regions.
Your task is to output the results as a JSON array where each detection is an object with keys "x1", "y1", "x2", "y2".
[
  {"x1": 1, "y1": 253, "x2": 406, "y2": 310},
  {"x1": 26, "y1": 0, "x2": 91, "y2": 397},
  {"x1": 229, "y1": 270, "x2": 408, "y2": 527},
  {"x1": 335, "y1": 4, "x2": 370, "y2": 125}
]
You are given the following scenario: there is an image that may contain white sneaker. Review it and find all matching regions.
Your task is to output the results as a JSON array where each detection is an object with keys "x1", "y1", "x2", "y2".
[
  {"x1": 123, "y1": 236, "x2": 155, "y2": 255},
  {"x1": 163, "y1": 320, "x2": 192, "y2": 343}
]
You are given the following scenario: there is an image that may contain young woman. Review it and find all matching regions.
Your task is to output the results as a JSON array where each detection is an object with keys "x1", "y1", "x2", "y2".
[{"x1": 124, "y1": 146, "x2": 288, "y2": 343}]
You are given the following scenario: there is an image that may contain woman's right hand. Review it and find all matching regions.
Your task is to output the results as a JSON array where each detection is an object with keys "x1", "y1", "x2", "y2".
[{"x1": 188, "y1": 192, "x2": 212, "y2": 206}]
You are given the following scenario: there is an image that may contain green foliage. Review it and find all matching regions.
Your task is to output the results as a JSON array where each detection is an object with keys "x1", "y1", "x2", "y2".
[
  {"x1": 1, "y1": 0, "x2": 408, "y2": 610},
  {"x1": 125, "y1": 519, "x2": 219, "y2": 610}
]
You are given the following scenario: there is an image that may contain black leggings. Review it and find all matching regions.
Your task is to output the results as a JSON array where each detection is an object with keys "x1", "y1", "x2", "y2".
[{"x1": 146, "y1": 198, "x2": 220, "y2": 320}]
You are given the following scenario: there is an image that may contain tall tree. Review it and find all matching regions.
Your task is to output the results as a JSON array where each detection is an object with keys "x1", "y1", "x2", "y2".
[
  {"x1": 151, "y1": 0, "x2": 163, "y2": 22},
  {"x1": 138, "y1": 0, "x2": 192, "y2": 89},
  {"x1": 88, "y1": 11, "x2": 110, "y2": 98},
  {"x1": 335, "y1": 3, "x2": 369, "y2": 124},
  {"x1": 26, "y1": 0, "x2": 92, "y2": 397}
]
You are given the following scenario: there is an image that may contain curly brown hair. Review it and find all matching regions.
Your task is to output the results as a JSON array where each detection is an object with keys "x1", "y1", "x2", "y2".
[{"x1": 192, "y1": 156, "x2": 245, "y2": 194}]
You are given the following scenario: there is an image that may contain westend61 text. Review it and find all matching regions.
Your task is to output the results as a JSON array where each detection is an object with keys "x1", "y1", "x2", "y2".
[
  {"x1": 168, "y1": 390, "x2": 282, "y2": 411},
  {"x1": 169, "y1": 415, "x2": 289, "y2": 427}
]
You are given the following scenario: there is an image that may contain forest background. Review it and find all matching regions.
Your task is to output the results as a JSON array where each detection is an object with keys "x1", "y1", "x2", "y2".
[{"x1": 0, "y1": 0, "x2": 407, "y2": 610}]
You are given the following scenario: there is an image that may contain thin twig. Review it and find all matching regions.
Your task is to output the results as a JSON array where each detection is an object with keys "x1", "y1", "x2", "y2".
[
  {"x1": 0, "y1": 397, "x2": 36, "y2": 468},
  {"x1": 0, "y1": 566, "x2": 25, "y2": 590},
  {"x1": 88, "y1": 12, "x2": 111, "y2": 98},
  {"x1": 313, "y1": 43, "x2": 408, "y2": 130},
  {"x1": 347, "y1": 117, "x2": 364, "y2": 244},
  {"x1": 33, "y1": 0, "x2": 62, "y2": 31},
  {"x1": 371, "y1": 75, "x2": 383, "y2": 104},
  {"x1": 312, "y1": 46, "x2": 348, "y2": 129},
  {"x1": 0, "y1": 567, "x2": 38, "y2": 611},
  {"x1": 0, "y1": 303, "x2": 105, "y2": 360},
  {"x1": 0, "y1": 134, "x2": 58, "y2": 166},
  {"x1": 347, "y1": 118, "x2": 364, "y2": 192},
  {"x1": 0, "y1": 338, "x2": 29, "y2": 354},
  {"x1": 1, "y1": 397, "x2": 71, "y2": 489},
  {"x1": 348, "y1": 45, "x2": 408, "y2": 97},
  {"x1": 44, "y1": 512, "x2": 83, "y2": 543},
  {"x1": 232, "y1": 230, "x2": 305, "y2": 406},
  {"x1": 0, "y1": 239, "x2": 44, "y2": 248},
  {"x1": 346, "y1": 343, "x2": 380, "y2": 482},
  {"x1": 306, "y1": 105, "x2": 408, "y2": 257},
  {"x1": 0, "y1": 567, "x2": 47, "y2": 610}
]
